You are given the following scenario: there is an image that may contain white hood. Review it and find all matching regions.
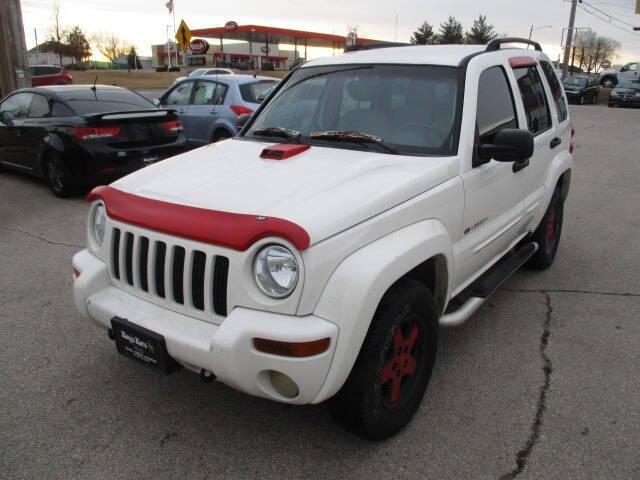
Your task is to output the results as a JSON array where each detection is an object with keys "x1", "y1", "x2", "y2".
[{"x1": 112, "y1": 138, "x2": 458, "y2": 246}]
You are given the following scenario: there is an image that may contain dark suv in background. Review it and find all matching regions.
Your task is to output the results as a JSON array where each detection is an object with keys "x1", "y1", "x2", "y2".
[{"x1": 562, "y1": 75, "x2": 599, "y2": 104}]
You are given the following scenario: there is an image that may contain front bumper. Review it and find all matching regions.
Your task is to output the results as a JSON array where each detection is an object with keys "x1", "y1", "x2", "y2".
[
  {"x1": 72, "y1": 249, "x2": 338, "y2": 404},
  {"x1": 609, "y1": 96, "x2": 640, "y2": 107}
]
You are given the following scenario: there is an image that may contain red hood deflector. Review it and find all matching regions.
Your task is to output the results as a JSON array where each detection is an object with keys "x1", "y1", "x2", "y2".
[{"x1": 87, "y1": 185, "x2": 311, "y2": 251}]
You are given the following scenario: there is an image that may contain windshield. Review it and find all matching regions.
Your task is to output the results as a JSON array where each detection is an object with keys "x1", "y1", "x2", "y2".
[
  {"x1": 244, "y1": 64, "x2": 460, "y2": 156},
  {"x1": 189, "y1": 69, "x2": 207, "y2": 77},
  {"x1": 616, "y1": 80, "x2": 640, "y2": 89},
  {"x1": 563, "y1": 77, "x2": 587, "y2": 87}
]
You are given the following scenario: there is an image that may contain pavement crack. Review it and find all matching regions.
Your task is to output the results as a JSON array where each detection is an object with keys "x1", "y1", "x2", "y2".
[
  {"x1": 500, "y1": 291, "x2": 553, "y2": 480},
  {"x1": 502, "y1": 287, "x2": 640, "y2": 298},
  {"x1": 1, "y1": 227, "x2": 83, "y2": 248}
]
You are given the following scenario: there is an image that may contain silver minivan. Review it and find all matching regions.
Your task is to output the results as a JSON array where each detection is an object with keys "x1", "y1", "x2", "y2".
[{"x1": 157, "y1": 75, "x2": 277, "y2": 145}]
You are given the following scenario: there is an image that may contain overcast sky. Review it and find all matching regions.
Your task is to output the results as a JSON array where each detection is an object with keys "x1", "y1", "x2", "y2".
[{"x1": 20, "y1": 0, "x2": 640, "y2": 63}]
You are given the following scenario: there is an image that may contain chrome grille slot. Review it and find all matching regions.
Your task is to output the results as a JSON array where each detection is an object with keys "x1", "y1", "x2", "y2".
[
  {"x1": 213, "y1": 256, "x2": 229, "y2": 316},
  {"x1": 138, "y1": 237, "x2": 149, "y2": 292},
  {"x1": 108, "y1": 225, "x2": 230, "y2": 320},
  {"x1": 124, "y1": 232, "x2": 134, "y2": 286},
  {"x1": 172, "y1": 246, "x2": 186, "y2": 304},
  {"x1": 112, "y1": 228, "x2": 121, "y2": 279},
  {"x1": 191, "y1": 251, "x2": 206, "y2": 311},
  {"x1": 154, "y1": 241, "x2": 167, "y2": 298}
]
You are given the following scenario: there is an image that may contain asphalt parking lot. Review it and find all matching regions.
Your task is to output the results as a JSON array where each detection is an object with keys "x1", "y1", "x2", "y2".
[{"x1": 1, "y1": 104, "x2": 639, "y2": 479}]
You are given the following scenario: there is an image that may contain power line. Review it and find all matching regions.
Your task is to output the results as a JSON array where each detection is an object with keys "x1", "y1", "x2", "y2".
[
  {"x1": 579, "y1": 0, "x2": 640, "y2": 29},
  {"x1": 576, "y1": 3, "x2": 640, "y2": 38}
]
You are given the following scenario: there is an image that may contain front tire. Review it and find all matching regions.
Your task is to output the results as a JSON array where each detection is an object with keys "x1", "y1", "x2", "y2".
[
  {"x1": 526, "y1": 185, "x2": 564, "y2": 270},
  {"x1": 45, "y1": 152, "x2": 77, "y2": 198},
  {"x1": 328, "y1": 278, "x2": 439, "y2": 440},
  {"x1": 212, "y1": 129, "x2": 232, "y2": 143}
]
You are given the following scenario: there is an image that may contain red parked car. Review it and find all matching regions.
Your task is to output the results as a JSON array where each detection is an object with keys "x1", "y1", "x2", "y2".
[{"x1": 29, "y1": 65, "x2": 73, "y2": 87}]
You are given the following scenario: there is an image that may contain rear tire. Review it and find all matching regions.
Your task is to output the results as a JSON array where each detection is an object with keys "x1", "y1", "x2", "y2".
[
  {"x1": 328, "y1": 278, "x2": 438, "y2": 440},
  {"x1": 45, "y1": 152, "x2": 77, "y2": 198},
  {"x1": 526, "y1": 185, "x2": 564, "y2": 270}
]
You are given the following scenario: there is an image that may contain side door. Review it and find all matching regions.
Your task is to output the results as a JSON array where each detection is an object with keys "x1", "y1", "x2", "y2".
[
  {"x1": 187, "y1": 80, "x2": 228, "y2": 145},
  {"x1": 0, "y1": 92, "x2": 34, "y2": 169},
  {"x1": 509, "y1": 61, "x2": 559, "y2": 231},
  {"x1": 20, "y1": 93, "x2": 53, "y2": 169},
  {"x1": 161, "y1": 80, "x2": 195, "y2": 142},
  {"x1": 456, "y1": 65, "x2": 531, "y2": 289}
]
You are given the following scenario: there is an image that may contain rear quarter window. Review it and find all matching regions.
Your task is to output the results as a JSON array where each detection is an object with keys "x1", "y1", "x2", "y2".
[
  {"x1": 513, "y1": 65, "x2": 552, "y2": 134},
  {"x1": 239, "y1": 81, "x2": 277, "y2": 103},
  {"x1": 540, "y1": 61, "x2": 568, "y2": 123}
]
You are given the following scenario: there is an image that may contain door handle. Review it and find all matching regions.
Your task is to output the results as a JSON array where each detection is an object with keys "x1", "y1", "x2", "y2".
[
  {"x1": 550, "y1": 137, "x2": 561, "y2": 149},
  {"x1": 210, "y1": 109, "x2": 216, "y2": 114}
]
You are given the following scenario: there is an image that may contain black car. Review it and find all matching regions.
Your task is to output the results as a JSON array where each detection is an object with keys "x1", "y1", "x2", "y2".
[
  {"x1": 0, "y1": 85, "x2": 187, "y2": 197},
  {"x1": 609, "y1": 80, "x2": 640, "y2": 108},
  {"x1": 562, "y1": 75, "x2": 599, "y2": 104}
]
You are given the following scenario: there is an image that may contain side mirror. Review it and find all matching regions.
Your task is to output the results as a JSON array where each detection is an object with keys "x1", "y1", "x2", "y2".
[
  {"x1": 236, "y1": 113, "x2": 251, "y2": 130},
  {"x1": 477, "y1": 129, "x2": 534, "y2": 164},
  {"x1": 152, "y1": 98, "x2": 161, "y2": 107},
  {"x1": 0, "y1": 111, "x2": 15, "y2": 126}
]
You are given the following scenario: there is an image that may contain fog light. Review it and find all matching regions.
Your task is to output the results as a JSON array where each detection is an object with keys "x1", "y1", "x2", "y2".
[{"x1": 269, "y1": 370, "x2": 299, "y2": 398}]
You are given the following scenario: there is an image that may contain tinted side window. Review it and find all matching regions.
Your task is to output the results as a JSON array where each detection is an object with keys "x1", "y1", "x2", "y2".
[
  {"x1": 0, "y1": 93, "x2": 34, "y2": 118},
  {"x1": 29, "y1": 94, "x2": 50, "y2": 117},
  {"x1": 513, "y1": 66, "x2": 552, "y2": 134},
  {"x1": 540, "y1": 61, "x2": 568, "y2": 123},
  {"x1": 164, "y1": 81, "x2": 193, "y2": 105},
  {"x1": 477, "y1": 66, "x2": 518, "y2": 141},
  {"x1": 51, "y1": 101, "x2": 74, "y2": 117}
]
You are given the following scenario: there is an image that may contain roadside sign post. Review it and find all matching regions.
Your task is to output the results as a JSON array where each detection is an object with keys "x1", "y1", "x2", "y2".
[{"x1": 176, "y1": 20, "x2": 192, "y2": 67}]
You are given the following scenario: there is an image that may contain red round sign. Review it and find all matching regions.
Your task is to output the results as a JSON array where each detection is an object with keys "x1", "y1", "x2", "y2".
[
  {"x1": 189, "y1": 38, "x2": 209, "y2": 55},
  {"x1": 225, "y1": 21, "x2": 238, "y2": 31}
]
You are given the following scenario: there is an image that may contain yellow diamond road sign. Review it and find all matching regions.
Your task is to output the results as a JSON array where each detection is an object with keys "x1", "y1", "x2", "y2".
[{"x1": 176, "y1": 20, "x2": 192, "y2": 51}]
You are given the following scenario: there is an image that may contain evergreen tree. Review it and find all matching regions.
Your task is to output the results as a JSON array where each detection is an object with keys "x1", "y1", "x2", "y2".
[
  {"x1": 437, "y1": 17, "x2": 464, "y2": 44},
  {"x1": 465, "y1": 15, "x2": 498, "y2": 44},
  {"x1": 66, "y1": 26, "x2": 91, "y2": 65},
  {"x1": 410, "y1": 22, "x2": 437, "y2": 45},
  {"x1": 127, "y1": 47, "x2": 141, "y2": 70}
]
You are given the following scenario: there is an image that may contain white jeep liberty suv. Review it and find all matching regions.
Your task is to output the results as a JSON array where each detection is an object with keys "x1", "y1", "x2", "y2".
[{"x1": 73, "y1": 38, "x2": 573, "y2": 440}]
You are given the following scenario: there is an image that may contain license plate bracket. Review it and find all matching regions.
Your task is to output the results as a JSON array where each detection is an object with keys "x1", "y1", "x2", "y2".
[{"x1": 111, "y1": 316, "x2": 180, "y2": 374}]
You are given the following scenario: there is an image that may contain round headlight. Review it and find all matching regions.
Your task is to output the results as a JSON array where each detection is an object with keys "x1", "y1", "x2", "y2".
[
  {"x1": 92, "y1": 204, "x2": 106, "y2": 246},
  {"x1": 253, "y1": 245, "x2": 299, "y2": 298}
]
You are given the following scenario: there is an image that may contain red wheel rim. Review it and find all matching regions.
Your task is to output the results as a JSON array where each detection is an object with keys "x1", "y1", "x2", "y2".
[
  {"x1": 380, "y1": 323, "x2": 420, "y2": 406},
  {"x1": 545, "y1": 208, "x2": 556, "y2": 243}
]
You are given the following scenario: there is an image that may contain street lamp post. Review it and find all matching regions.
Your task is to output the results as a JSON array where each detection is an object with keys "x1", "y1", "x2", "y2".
[{"x1": 527, "y1": 25, "x2": 552, "y2": 48}]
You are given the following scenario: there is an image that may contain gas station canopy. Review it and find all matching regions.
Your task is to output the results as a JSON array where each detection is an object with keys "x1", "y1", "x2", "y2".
[{"x1": 190, "y1": 24, "x2": 382, "y2": 50}]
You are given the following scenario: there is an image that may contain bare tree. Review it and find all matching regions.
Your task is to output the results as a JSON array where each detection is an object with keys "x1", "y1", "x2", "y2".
[
  {"x1": 49, "y1": 0, "x2": 67, "y2": 65},
  {"x1": 574, "y1": 31, "x2": 621, "y2": 73},
  {"x1": 91, "y1": 32, "x2": 129, "y2": 66}
]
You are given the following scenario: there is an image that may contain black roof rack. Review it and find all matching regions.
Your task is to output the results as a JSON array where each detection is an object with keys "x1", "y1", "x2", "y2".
[
  {"x1": 485, "y1": 37, "x2": 542, "y2": 52},
  {"x1": 345, "y1": 41, "x2": 410, "y2": 53}
]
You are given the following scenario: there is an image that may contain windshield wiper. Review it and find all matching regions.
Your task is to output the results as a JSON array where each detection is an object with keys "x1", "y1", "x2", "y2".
[
  {"x1": 309, "y1": 130, "x2": 399, "y2": 154},
  {"x1": 252, "y1": 127, "x2": 301, "y2": 143}
]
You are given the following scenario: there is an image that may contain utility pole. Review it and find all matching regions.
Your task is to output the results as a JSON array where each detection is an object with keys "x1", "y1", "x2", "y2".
[
  {"x1": 561, "y1": 0, "x2": 578, "y2": 79},
  {"x1": 0, "y1": 0, "x2": 31, "y2": 98}
]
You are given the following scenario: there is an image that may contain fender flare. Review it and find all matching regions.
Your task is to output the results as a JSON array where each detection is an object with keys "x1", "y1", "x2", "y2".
[{"x1": 311, "y1": 219, "x2": 453, "y2": 403}]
